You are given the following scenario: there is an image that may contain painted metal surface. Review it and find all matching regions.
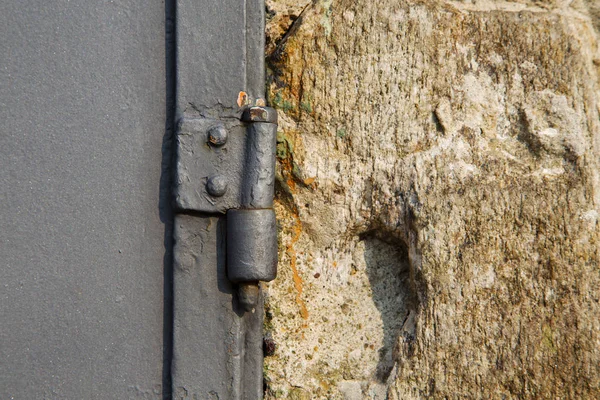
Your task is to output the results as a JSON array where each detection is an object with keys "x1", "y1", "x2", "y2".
[
  {"x1": 173, "y1": 107, "x2": 277, "y2": 214},
  {"x1": 0, "y1": 0, "x2": 169, "y2": 398},
  {"x1": 172, "y1": 216, "x2": 263, "y2": 399},
  {"x1": 172, "y1": 0, "x2": 273, "y2": 398},
  {"x1": 227, "y1": 209, "x2": 278, "y2": 283},
  {"x1": 0, "y1": 0, "x2": 270, "y2": 397},
  {"x1": 239, "y1": 108, "x2": 278, "y2": 210},
  {"x1": 176, "y1": 0, "x2": 264, "y2": 112},
  {"x1": 174, "y1": 117, "x2": 248, "y2": 213}
]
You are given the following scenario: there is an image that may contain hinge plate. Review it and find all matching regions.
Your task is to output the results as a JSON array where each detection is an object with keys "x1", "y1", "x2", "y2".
[{"x1": 174, "y1": 117, "x2": 246, "y2": 213}]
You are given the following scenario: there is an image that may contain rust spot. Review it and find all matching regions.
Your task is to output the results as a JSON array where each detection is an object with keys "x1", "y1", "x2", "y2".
[
  {"x1": 273, "y1": 126, "x2": 309, "y2": 321},
  {"x1": 303, "y1": 176, "x2": 316, "y2": 185},
  {"x1": 237, "y1": 91, "x2": 248, "y2": 108},
  {"x1": 286, "y1": 177, "x2": 296, "y2": 193},
  {"x1": 249, "y1": 107, "x2": 268, "y2": 121}
]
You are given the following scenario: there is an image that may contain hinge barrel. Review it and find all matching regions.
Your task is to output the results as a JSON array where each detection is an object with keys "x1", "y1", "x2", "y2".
[
  {"x1": 228, "y1": 106, "x2": 278, "y2": 312},
  {"x1": 227, "y1": 209, "x2": 277, "y2": 283},
  {"x1": 241, "y1": 119, "x2": 277, "y2": 209}
]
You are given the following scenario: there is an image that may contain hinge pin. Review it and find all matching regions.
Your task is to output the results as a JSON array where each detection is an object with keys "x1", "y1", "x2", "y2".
[{"x1": 237, "y1": 282, "x2": 260, "y2": 312}]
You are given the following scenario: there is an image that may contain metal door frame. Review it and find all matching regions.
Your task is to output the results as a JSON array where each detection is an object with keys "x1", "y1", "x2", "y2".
[{"x1": 169, "y1": 1, "x2": 272, "y2": 398}]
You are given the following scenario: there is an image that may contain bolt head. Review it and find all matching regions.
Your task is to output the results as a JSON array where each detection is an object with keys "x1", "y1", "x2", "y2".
[
  {"x1": 206, "y1": 175, "x2": 228, "y2": 197},
  {"x1": 207, "y1": 125, "x2": 227, "y2": 147}
]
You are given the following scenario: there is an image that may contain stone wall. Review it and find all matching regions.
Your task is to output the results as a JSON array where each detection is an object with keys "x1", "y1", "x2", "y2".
[{"x1": 263, "y1": 1, "x2": 600, "y2": 398}]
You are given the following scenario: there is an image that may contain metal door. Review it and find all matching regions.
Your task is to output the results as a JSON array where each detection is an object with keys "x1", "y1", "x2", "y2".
[{"x1": 0, "y1": 1, "x2": 170, "y2": 398}]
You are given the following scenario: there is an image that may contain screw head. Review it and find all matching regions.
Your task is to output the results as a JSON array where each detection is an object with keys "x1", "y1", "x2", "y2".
[
  {"x1": 207, "y1": 125, "x2": 227, "y2": 147},
  {"x1": 206, "y1": 175, "x2": 228, "y2": 197}
]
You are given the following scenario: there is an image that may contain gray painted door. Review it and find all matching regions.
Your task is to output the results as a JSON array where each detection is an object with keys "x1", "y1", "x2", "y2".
[{"x1": 0, "y1": 1, "x2": 169, "y2": 398}]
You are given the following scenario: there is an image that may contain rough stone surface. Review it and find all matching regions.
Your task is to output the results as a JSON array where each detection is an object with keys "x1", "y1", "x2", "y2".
[{"x1": 264, "y1": 0, "x2": 600, "y2": 398}]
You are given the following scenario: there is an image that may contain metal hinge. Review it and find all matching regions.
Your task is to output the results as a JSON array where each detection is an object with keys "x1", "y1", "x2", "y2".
[{"x1": 174, "y1": 105, "x2": 278, "y2": 310}]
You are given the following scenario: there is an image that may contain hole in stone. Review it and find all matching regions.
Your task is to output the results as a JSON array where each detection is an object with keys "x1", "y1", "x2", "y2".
[{"x1": 361, "y1": 233, "x2": 415, "y2": 382}]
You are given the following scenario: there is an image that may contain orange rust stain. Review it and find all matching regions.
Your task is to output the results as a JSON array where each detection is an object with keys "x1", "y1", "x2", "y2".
[
  {"x1": 286, "y1": 213, "x2": 308, "y2": 320},
  {"x1": 280, "y1": 158, "x2": 297, "y2": 193},
  {"x1": 303, "y1": 176, "x2": 316, "y2": 185},
  {"x1": 287, "y1": 178, "x2": 296, "y2": 193},
  {"x1": 237, "y1": 91, "x2": 248, "y2": 108}
]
